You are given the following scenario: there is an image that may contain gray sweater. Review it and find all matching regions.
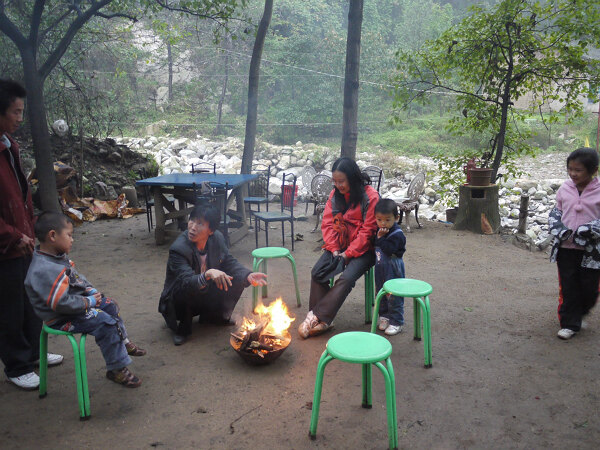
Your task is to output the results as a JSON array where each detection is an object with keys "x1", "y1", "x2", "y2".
[{"x1": 25, "y1": 249, "x2": 95, "y2": 324}]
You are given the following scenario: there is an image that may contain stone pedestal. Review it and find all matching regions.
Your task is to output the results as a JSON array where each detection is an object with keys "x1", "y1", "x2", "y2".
[{"x1": 453, "y1": 184, "x2": 500, "y2": 234}]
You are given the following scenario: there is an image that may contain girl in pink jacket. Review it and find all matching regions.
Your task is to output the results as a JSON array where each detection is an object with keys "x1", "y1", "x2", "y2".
[{"x1": 548, "y1": 147, "x2": 600, "y2": 340}]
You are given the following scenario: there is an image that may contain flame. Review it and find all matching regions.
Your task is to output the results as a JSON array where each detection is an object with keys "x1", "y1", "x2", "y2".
[{"x1": 240, "y1": 297, "x2": 294, "y2": 336}]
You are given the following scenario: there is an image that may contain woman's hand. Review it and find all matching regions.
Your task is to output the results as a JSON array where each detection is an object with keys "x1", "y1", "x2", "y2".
[
  {"x1": 16, "y1": 234, "x2": 34, "y2": 255},
  {"x1": 247, "y1": 272, "x2": 267, "y2": 287},
  {"x1": 205, "y1": 269, "x2": 233, "y2": 291},
  {"x1": 339, "y1": 252, "x2": 348, "y2": 265}
]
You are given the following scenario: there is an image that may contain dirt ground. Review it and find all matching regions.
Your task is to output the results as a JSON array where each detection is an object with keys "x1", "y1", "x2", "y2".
[{"x1": 1, "y1": 210, "x2": 599, "y2": 449}]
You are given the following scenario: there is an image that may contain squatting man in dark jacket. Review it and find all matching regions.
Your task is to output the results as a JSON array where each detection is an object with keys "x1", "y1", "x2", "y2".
[{"x1": 159, "y1": 205, "x2": 267, "y2": 345}]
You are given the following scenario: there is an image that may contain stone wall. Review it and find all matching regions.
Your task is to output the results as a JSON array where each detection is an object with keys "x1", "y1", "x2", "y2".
[{"x1": 117, "y1": 134, "x2": 566, "y2": 247}]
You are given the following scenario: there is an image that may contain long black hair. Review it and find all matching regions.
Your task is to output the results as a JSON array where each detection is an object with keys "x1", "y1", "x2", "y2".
[{"x1": 331, "y1": 156, "x2": 369, "y2": 208}]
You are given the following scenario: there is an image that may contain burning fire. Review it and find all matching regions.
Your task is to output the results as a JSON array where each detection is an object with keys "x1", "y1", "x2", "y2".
[
  {"x1": 231, "y1": 298, "x2": 295, "y2": 361},
  {"x1": 251, "y1": 297, "x2": 294, "y2": 335}
]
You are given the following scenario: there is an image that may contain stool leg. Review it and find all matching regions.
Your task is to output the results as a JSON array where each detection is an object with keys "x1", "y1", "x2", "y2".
[
  {"x1": 261, "y1": 259, "x2": 268, "y2": 299},
  {"x1": 286, "y1": 254, "x2": 302, "y2": 307},
  {"x1": 414, "y1": 296, "x2": 430, "y2": 368},
  {"x1": 364, "y1": 268, "x2": 374, "y2": 324},
  {"x1": 361, "y1": 363, "x2": 372, "y2": 408},
  {"x1": 370, "y1": 289, "x2": 388, "y2": 333},
  {"x1": 424, "y1": 296, "x2": 432, "y2": 368},
  {"x1": 413, "y1": 297, "x2": 422, "y2": 341},
  {"x1": 375, "y1": 360, "x2": 398, "y2": 450},
  {"x1": 66, "y1": 334, "x2": 87, "y2": 419},
  {"x1": 309, "y1": 351, "x2": 334, "y2": 439},
  {"x1": 38, "y1": 329, "x2": 48, "y2": 398},
  {"x1": 79, "y1": 335, "x2": 91, "y2": 418},
  {"x1": 252, "y1": 257, "x2": 261, "y2": 311}
]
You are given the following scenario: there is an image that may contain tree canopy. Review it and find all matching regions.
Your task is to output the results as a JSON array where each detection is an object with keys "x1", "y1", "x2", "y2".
[
  {"x1": 391, "y1": 0, "x2": 600, "y2": 182},
  {"x1": 0, "y1": 0, "x2": 246, "y2": 211}
]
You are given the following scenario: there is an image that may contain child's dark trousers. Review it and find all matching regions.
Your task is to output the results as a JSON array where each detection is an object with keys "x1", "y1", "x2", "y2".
[
  {"x1": 557, "y1": 248, "x2": 600, "y2": 331},
  {"x1": 374, "y1": 249, "x2": 405, "y2": 326},
  {"x1": 52, "y1": 297, "x2": 131, "y2": 371}
]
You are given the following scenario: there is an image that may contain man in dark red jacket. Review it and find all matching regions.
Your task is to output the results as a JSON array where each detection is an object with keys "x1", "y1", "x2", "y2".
[{"x1": 0, "y1": 79, "x2": 62, "y2": 390}]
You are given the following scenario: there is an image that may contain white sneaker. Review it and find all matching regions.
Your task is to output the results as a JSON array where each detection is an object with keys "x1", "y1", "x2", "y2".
[
  {"x1": 385, "y1": 324, "x2": 403, "y2": 336},
  {"x1": 377, "y1": 317, "x2": 390, "y2": 331},
  {"x1": 47, "y1": 353, "x2": 64, "y2": 366},
  {"x1": 35, "y1": 353, "x2": 64, "y2": 366},
  {"x1": 8, "y1": 372, "x2": 40, "y2": 390},
  {"x1": 557, "y1": 328, "x2": 576, "y2": 340}
]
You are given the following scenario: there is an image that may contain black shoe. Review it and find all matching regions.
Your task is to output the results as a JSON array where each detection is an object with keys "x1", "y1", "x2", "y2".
[{"x1": 173, "y1": 334, "x2": 187, "y2": 346}]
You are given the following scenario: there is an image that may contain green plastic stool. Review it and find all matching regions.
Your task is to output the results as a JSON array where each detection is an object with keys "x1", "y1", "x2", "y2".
[
  {"x1": 252, "y1": 247, "x2": 301, "y2": 310},
  {"x1": 329, "y1": 266, "x2": 375, "y2": 324},
  {"x1": 309, "y1": 331, "x2": 398, "y2": 449},
  {"x1": 39, "y1": 323, "x2": 91, "y2": 420},
  {"x1": 371, "y1": 278, "x2": 433, "y2": 368}
]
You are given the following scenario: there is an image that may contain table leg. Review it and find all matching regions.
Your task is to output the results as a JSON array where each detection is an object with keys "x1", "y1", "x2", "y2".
[{"x1": 152, "y1": 186, "x2": 166, "y2": 245}]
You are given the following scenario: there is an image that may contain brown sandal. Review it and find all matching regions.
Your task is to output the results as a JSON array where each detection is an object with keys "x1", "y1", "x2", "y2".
[
  {"x1": 106, "y1": 367, "x2": 142, "y2": 388},
  {"x1": 125, "y1": 342, "x2": 146, "y2": 357}
]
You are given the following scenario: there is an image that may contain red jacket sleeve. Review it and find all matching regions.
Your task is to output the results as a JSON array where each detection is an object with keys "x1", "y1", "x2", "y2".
[
  {"x1": 321, "y1": 190, "x2": 339, "y2": 253},
  {"x1": 344, "y1": 187, "x2": 379, "y2": 259}
]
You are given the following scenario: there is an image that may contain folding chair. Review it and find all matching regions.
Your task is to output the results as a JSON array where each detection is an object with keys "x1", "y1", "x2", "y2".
[{"x1": 254, "y1": 173, "x2": 297, "y2": 251}]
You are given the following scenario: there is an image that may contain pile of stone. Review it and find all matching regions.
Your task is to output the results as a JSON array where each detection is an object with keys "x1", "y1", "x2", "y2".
[{"x1": 116, "y1": 135, "x2": 566, "y2": 247}]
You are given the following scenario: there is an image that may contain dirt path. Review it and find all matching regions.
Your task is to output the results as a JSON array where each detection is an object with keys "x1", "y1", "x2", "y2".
[{"x1": 1, "y1": 212, "x2": 598, "y2": 449}]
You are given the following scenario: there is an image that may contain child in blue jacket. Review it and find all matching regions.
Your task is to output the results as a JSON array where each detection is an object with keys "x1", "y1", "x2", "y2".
[{"x1": 374, "y1": 199, "x2": 407, "y2": 335}]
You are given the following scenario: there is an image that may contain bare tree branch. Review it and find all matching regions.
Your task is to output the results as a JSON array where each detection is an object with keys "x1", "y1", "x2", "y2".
[
  {"x1": 0, "y1": 6, "x2": 27, "y2": 48},
  {"x1": 39, "y1": 0, "x2": 118, "y2": 80},
  {"x1": 29, "y1": 0, "x2": 46, "y2": 48}
]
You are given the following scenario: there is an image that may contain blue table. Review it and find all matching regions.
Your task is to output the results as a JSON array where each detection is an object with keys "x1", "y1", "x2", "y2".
[{"x1": 137, "y1": 173, "x2": 257, "y2": 245}]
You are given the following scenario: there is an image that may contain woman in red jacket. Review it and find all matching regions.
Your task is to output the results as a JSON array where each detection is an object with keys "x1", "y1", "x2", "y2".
[{"x1": 298, "y1": 157, "x2": 379, "y2": 338}]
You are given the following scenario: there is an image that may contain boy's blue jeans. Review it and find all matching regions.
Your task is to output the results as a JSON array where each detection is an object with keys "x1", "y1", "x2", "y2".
[
  {"x1": 374, "y1": 249, "x2": 405, "y2": 326},
  {"x1": 52, "y1": 297, "x2": 132, "y2": 371}
]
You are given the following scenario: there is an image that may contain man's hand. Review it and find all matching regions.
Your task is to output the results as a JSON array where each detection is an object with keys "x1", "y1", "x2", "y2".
[
  {"x1": 206, "y1": 269, "x2": 233, "y2": 291},
  {"x1": 16, "y1": 234, "x2": 34, "y2": 255},
  {"x1": 377, "y1": 227, "x2": 389, "y2": 239},
  {"x1": 247, "y1": 272, "x2": 267, "y2": 287}
]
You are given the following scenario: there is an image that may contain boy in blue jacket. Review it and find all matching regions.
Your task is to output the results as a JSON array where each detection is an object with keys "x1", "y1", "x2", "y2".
[
  {"x1": 374, "y1": 199, "x2": 407, "y2": 335},
  {"x1": 25, "y1": 212, "x2": 145, "y2": 387}
]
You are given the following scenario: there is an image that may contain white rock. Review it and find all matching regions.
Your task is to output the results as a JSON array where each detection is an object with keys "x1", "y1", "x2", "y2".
[{"x1": 516, "y1": 179, "x2": 537, "y2": 190}]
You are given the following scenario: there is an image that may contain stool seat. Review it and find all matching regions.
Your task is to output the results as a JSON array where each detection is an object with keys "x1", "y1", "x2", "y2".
[
  {"x1": 252, "y1": 246, "x2": 290, "y2": 259},
  {"x1": 372, "y1": 278, "x2": 434, "y2": 368},
  {"x1": 309, "y1": 330, "x2": 398, "y2": 449},
  {"x1": 327, "y1": 332, "x2": 392, "y2": 363},
  {"x1": 252, "y1": 246, "x2": 301, "y2": 310},
  {"x1": 383, "y1": 278, "x2": 432, "y2": 297}
]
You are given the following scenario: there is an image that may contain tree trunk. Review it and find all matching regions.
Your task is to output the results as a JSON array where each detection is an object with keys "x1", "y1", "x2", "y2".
[
  {"x1": 241, "y1": 0, "x2": 273, "y2": 176},
  {"x1": 21, "y1": 50, "x2": 60, "y2": 212},
  {"x1": 215, "y1": 36, "x2": 231, "y2": 136},
  {"x1": 341, "y1": 0, "x2": 364, "y2": 160},
  {"x1": 167, "y1": 40, "x2": 173, "y2": 102},
  {"x1": 453, "y1": 185, "x2": 500, "y2": 234}
]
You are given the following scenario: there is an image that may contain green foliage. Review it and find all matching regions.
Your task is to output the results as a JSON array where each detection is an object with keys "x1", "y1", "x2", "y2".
[{"x1": 392, "y1": 0, "x2": 600, "y2": 181}]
